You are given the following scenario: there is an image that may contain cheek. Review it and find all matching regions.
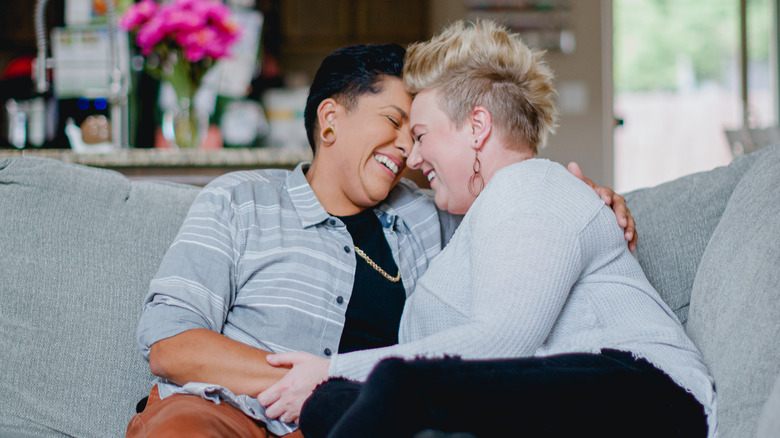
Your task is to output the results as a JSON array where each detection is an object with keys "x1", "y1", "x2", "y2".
[{"x1": 438, "y1": 160, "x2": 477, "y2": 214}]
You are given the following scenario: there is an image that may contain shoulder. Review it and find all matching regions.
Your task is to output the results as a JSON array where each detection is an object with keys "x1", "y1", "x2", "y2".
[
  {"x1": 205, "y1": 168, "x2": 290, "y2": 192},
  {"x1": 199, "y1": 169, "x2": 292, "y2": 203},
  {"x1": 182, "y1": 170, "x2": 295, "y2": 227},
  {"x1": 477, "y1": 159, "x2": 604, "y2": 227},
  {"x1": 488, "y1": 159, "x2": 577, "y2": 192}
]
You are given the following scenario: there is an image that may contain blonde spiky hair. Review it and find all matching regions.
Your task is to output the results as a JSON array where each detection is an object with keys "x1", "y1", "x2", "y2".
[{"x1": 404, "y1": 19, "x2": 558, "y2": 155}]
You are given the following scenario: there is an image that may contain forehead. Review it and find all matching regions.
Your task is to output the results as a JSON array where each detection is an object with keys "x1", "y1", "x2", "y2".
[
  {"x1": 410, "y1": 89, "x2": 442, "y2": 124},
  {"x1": 357, "y1": 77, "x2": 411, "y2": 112}
]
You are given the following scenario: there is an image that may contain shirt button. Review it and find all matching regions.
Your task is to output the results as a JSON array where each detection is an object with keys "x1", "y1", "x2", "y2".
[
  {"x1": 343, "y1": 246, "x2": 351, "y2": 253},
  {"x1": 328, "y1": 219, "x2": 336, "y2": 226},
  {"x1": 336, "y1": 296, "x2": 344, "y2": 304},
  {"x1": 324, "y1": 348, "x2": 332, "y2": 356}
]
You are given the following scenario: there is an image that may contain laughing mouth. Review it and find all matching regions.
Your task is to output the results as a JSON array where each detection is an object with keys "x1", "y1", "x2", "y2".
[
  {"x1": 374, "y1": 154, "x2": 400, "y2": 175},
  {"x1": 425, "y1": 170, "x2": 437, "y2": 182}
]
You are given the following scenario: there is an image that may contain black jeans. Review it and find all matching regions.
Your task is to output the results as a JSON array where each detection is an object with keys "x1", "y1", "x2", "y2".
[{"x1": 300, "y1": 350, "x2": 707, "y2": 438}]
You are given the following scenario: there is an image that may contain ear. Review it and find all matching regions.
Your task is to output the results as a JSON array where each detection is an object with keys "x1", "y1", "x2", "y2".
[
  {"x1": 317, "y1": 98, "x2": 339, "y2": 132},
  {"x1": 314, "y1": 98, "x2": 341, "y2": 149},
  {"x1": 470, "y1": 106, "x2": 492, "y2": 151}
]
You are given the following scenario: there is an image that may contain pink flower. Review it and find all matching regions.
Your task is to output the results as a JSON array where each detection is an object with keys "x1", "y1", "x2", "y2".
[
  {"x1": 214, "y1": 17, "x2": 241, "y2": 44},
  {"x1": 120, "y1": 0, "x2": 158, "y2": 31},
  {"x1": 164, "y1": 5, "x2": 208, "y2": 34},
  {"x1": 122, "y1": 0, "x2": 243, "y2": 87},
  {"x1": 205, "y1": 36, "x2": 233, "y2": 59},
  {"x1": 135, "y1": 15, "x2": 168, "y2": 55},
  {"x1": 200, "y1": 1, "x2": 231, "y2": 24},
  {"x1": 177, "y1": 28, "x2": 212, "y2": 61}
]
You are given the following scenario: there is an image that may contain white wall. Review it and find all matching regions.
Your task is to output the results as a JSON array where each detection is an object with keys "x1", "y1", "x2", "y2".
[{"x1": 429, "y1": 0, "x2": 614, "y2": 186}]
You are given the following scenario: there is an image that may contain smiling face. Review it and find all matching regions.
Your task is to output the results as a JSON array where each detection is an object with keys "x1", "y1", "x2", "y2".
[
  {"x1": 408, "y1": 89, "x2": 477, "y2": 215},
  {"x1": 311, "y1": 76, "x2": 414, "y2": 215}
]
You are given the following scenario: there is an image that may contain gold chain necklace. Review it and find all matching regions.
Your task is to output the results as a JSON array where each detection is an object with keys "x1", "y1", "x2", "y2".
[{"x1": 354, "y1": 246, "x2": 401, "y2": 283}]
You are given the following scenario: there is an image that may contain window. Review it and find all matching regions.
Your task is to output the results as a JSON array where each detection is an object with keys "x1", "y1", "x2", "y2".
[{"x1": 613, "y1": 0, "x2": 776, "y2": 192}]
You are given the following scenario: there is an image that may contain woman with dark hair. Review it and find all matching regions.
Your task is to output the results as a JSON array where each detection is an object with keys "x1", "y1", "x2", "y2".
[{"x1": 128, "y1": 42, "x2": 430, "y2": 438}]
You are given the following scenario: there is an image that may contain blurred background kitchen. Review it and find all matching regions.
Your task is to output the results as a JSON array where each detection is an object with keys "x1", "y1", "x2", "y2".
[{"x1": 0, "y1": 0, "x2": 776, "y2": 190}]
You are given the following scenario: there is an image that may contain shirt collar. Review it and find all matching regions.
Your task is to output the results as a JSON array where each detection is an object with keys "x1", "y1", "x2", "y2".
[
  {"x1": 285, "y1": 162, "x2": 406, "y2": 230},
  {"x1": 373, "y1": 202, "x2": 400, "y2": 230},
  {"x1": 286, "y1": 162, "x2": 333, "y2": 229}
]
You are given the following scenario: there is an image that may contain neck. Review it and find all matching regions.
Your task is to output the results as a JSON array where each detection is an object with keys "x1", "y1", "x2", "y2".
[
  {"x1": 479, "y1": 142, "x2": 535, "y2": 187},
  {"x1": 305, "y1": 159, "x2": 367, "y2": 216}
]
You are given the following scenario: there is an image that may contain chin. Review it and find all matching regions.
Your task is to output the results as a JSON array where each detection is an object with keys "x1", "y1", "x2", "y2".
[
  {"x1": 435, "y1": 196, "x2": 469, "y2": 215},
  {"x1": 367, "y1": 185, "x2": 393, "y2": 205},
  {"x1": 434, "y1": 196, "x2": 452, "y2": 214}
]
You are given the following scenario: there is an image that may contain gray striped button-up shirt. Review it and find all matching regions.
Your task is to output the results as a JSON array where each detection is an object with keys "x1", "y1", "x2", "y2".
[{"x1": 136, "y1": 163, "x2": 457, "y2": 434}]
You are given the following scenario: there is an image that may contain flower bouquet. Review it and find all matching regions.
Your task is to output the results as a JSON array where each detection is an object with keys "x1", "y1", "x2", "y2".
[{"x1": 121, "y1": 0, "x2": 241, "y2": 148}]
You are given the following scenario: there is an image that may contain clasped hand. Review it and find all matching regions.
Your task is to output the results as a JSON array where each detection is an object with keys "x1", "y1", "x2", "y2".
[{"x1": 257, "y1": 351, "x2": 330, "y2": 425}]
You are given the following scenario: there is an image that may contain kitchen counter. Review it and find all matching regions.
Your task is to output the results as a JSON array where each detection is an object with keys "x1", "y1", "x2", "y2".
[{"x1": 0, "y1": 147, "x2": 313, "y2": 185}]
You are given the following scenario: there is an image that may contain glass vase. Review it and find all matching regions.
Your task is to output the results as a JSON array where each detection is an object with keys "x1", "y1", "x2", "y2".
[{"x1": 162, "y1": 94, "x2": 208, "y2": 149}]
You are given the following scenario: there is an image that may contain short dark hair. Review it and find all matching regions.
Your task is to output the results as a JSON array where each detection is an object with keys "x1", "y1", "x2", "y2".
[{"x1": 303, "y1": 43, "x2": 406, "y2": 153}]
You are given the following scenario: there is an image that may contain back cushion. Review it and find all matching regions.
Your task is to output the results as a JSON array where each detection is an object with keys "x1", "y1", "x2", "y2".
[
  {"x1": 757, "y1": 374, "x2": 780, "y2": 438},
  {"x1": 0, "y1": 157, "x2": 198, "y2": 437},
  {"x1": 757, "y1": 373, "x2": 780, "y2": 438},
  {"x1": 622, "y1": 149, "x2": 761, "y2": 325},
  {"x1": 686, "y1": 145, "x2": 780, "y2": 438}
]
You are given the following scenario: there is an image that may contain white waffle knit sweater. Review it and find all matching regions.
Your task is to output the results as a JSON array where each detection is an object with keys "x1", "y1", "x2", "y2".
[{"x1": 329, "y1": 159, "x2": 716, "y2": 435}]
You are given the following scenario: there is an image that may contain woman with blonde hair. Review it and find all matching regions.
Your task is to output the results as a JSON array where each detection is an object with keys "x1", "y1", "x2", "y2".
[{"x1": 259, "y1": 20, "x2": 715, "y2": 437}]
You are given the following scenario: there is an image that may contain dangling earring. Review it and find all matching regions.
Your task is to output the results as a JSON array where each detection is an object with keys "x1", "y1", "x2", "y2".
[
  {"x1": 468, "y1": 146, "x2": 484, "y2": 197},
  {"x1": 321, "y1": 126, "x2": 336, "y2": 144}
]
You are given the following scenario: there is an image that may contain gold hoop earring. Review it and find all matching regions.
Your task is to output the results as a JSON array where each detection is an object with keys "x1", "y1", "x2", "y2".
[
  {"x1": 468, "y1": 150, "x2": 484, "y2": 197},
  {"x1": 321, "y1": 126, "x2": 336, "y2": 144}
]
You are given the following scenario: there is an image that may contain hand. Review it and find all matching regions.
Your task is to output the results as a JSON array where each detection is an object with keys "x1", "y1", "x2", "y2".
[
  {"x1": 567, "y1": 162, "x2": 638, "y2": 252},
  {"x1": 257, "y1": 352, "x2": 330, "y2": 425}
]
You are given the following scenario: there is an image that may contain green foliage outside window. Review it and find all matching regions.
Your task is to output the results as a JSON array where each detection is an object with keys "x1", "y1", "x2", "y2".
[{"x1": 614, "y1": 0, "x2": 771, "y2": 93}]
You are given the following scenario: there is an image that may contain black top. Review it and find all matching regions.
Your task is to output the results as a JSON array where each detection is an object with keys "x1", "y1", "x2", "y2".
[{"x1": 337, "y1": 209, "x2": 406, "y2": 354}]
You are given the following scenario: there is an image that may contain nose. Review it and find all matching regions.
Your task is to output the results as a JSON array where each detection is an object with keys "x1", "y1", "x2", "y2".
[
  {"x1": 407, "y1": 141, "x2": 423, "y2": 170},
  {"x1": 395, "y1": 129, "x2": 413, "y2": 162}
]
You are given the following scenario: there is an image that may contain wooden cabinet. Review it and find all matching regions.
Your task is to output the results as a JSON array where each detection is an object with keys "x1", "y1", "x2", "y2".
[
  {"x1": 281, "y1": 0, "x2": 353, "y2": 53},
  {"x1": 278, "y1": 0, "x2": 429, "y2": 78},
  {"x1": 354, "y1": 1, "x2": 428, "y2": 44}
]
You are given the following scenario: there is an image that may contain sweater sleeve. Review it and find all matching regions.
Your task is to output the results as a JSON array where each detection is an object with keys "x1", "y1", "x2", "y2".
[{"x1": 329, "y1": 173, "x2": 589, "y2": 381}]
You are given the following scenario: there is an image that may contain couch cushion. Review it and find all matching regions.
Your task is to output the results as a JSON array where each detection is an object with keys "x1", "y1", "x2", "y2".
[
  {"x1": 0, "y1": 157, "x2": 199, "y2": 437},
  {"x1": 757, "y1": 373, "x2": 780, "y2": 438},
  {"x1": 686, "y1": 145, "x2": 780, "y2": 438},
  {"x1": 622, "y1": 148, "x2": 765, "y2": 325}
]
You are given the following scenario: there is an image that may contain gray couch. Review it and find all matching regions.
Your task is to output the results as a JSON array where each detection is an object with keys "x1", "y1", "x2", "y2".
[{"x1": 1, "y1": 146, "x2": 778, "y2": 438}]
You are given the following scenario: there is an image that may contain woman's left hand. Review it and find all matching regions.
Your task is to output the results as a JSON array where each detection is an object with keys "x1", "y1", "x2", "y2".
[
  {"x1": 568, "y1": 162, "x2": 638, "y2": 252},
  {"x1": 257, "y1": 352, "x2": 330, "y2": 425}
]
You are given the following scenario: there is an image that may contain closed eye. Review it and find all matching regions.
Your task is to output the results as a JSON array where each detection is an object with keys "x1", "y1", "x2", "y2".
[
  {"x1": 386, "y1": 116, "x2": 399, "y2": 127},
  {"x1": 411, "y1": 125, "x2": 425, "y2": 143}
]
